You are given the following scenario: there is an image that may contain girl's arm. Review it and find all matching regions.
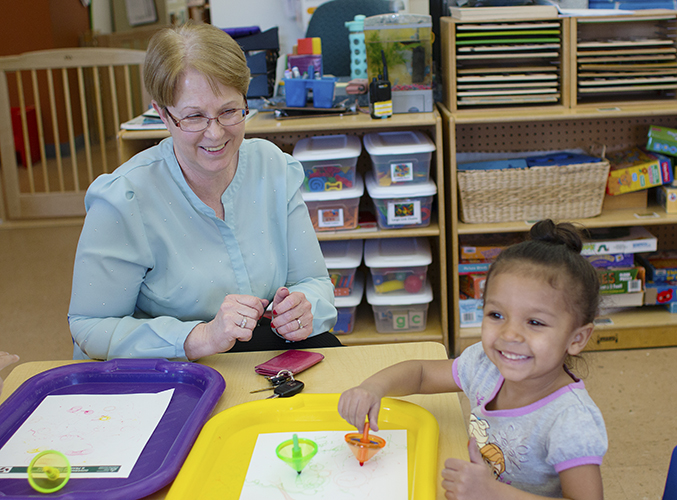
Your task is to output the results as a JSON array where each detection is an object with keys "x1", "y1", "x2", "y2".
[
  {"x1": 442, "y1": 439, "x2": 603, "y2": 500},
  {"x1": 338, "y1": 359, "x2": 458, "y2": 432}
]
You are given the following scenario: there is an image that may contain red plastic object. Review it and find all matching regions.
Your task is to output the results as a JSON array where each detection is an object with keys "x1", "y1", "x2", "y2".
[{"x1": 11, "y1": 106, "x2": 40, "y2": 166}]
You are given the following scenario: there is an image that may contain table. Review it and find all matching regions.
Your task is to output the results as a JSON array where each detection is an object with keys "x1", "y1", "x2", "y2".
[{"x1": 0, "y1": 342, "x2": 469, "y2": 500}]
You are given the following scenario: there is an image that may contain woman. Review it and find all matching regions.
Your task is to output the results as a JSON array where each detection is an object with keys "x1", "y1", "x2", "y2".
[{"x1": 68, "y1": 23, "x2": 338, "y2": 361}]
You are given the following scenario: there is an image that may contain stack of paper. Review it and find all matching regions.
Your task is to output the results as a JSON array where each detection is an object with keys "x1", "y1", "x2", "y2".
[
  {"x1": 576, "y1": 14, "x2": 677, "y2": 100},
  {"x1": 454, "y1": 21, "x2": 562, "y2": 107}
]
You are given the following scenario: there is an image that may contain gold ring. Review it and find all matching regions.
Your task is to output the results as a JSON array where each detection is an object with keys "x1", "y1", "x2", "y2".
[{"x1": 297, "y1": 318, "x2": 302, "y2": 329}]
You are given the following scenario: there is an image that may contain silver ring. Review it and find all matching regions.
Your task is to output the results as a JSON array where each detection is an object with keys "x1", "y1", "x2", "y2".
[
  {"x1": 240, "y1": 316, "x2": 247, "y2": 329},
  {"x1": 297, "y1": 318, "x2": 302, "y2": 330}
]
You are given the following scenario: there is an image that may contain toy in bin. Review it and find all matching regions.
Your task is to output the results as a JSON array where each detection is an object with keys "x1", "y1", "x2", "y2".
[
  {"x1": 292, "y1": 135, "x2": 361, "y2": 193},
  {"x1": 276, "y1": 434, "x2": 318, "y2": 474},
  {"x1": 330, "y1": 273, "x2": 364, "y2": 335},
  {"x1": 27, "y1": 450, "x2": 71, "y2": 493},
  {"x1": 364, "y1": 237, "x2": 431, "y2": 295},
  {"x1": 363, "y1": 130, "x2": 436, "y2": 187},
  {"x1": 320, "y1": 239, "x2": 363, "y2": 296},
  {"x1": 345, "y1": 422, "x2": 386, "y2": 466},
  {"x1": 364, "y1": 172, "x2": 436, "y2": 229}
]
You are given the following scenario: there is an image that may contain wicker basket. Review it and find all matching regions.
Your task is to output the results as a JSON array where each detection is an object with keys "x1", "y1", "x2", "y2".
[{"x1": 457, "y1": 160, "x2": 611, "y2": 224}]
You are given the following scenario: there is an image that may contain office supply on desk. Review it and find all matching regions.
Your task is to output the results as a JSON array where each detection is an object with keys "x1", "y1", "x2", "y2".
[{"x1": 0, "y1": 359, "x2": 224, "y2": 499}]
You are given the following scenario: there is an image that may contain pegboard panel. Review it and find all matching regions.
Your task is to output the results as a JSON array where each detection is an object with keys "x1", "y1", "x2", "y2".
[
  {"x1": 646, "y1": 224, "x2": 677, "y2": 250},
  {"x1": 455, "y1": 115, "x2": 677, "y2": 154}
]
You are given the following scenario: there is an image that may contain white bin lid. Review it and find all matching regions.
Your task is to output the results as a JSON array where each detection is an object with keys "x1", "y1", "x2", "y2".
[
  {"x1": 364, "y1": 237, "x2": 431, "y2": 267},
  {"x1": 363, "y1": 131, "x2": 435, "y2": 156},
  {"x1": 302, "y1": 174, "x2": 364, "y2": 201},
  {"x1": 366, "y1": 275, "x2": 433, "y2": 305},
  {"x1": 320, "y1": 239, "x2": 363, "y2": 268},
  {"x1": 334, "y1": 273, "x2": 364, "y2": 308},
  {"x1": 293, "y1": 134, "x2": 362, "y2": 161},
  {"x1": 365, "y1": 172, "x2": 436, "y2": 198}
]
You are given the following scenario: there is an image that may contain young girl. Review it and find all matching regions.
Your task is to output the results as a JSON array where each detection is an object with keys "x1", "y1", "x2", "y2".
[{"x1": 338, "y1": 219, "x2": 607, "y2": 499}]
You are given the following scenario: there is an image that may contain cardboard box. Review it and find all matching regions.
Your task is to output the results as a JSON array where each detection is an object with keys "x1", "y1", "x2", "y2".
[
  {"x1": 602, "y1": 190, "x2": 648, "y2": 211},
  {"x1": 636, "y1": 251, "x2": 677, "y2": 282},
  {"x1": 586, "y1": 253, "x2": 635, "y2": 268},
  {"x1": 459, "y1": 233, "x2": 521, "y2": 260},
  {"x1": 581, "y1": 226, "x2": 657, "y2": 256},
  {"x1": 605, "y1": 147, "x2": 667, "y2": 196},
  {"x1": 458, "y1": 260, "x2": 492, "y2": 275},
  {"x1": 599, "y1": 292, "x2": 644, "y2": 310},
  {"x1": 459, "y1": 295, "x2": 483, "y2": 328},
  {"x1": 460, "y1": 273, "x2": 486, "y2": 299},
  {"x1": 597, "y1": 266, "x2": 645, "y2": 295},
  {"x1": 644, "y1": 281, "x2": 677, "y2": 305},
  {"x1": 657, "y1": 185, "x2": 677, "y2": 214},
  {"x1": 646, "y1": 125, "x2": 677, "y2": 157}
]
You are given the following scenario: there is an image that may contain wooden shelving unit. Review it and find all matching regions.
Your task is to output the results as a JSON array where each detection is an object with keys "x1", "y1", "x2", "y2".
[{"x1": 118, "y1": 109, "x2": 450, "y2": 352}]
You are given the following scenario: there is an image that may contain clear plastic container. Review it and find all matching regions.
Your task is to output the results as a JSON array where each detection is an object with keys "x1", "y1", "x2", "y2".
[
  {"x1": 363, "y1": 131, "x2": 435, "y2": 186},
  {"x1": 364, "y1": 172, "x2": 436, "y2": 229},
  {"x1": 302, "y1": 174, "x2": 364, "y2": 232},
  {"x1": 330, "y1": 272, "x2": 364, "y2": 335},
  {"x1": 364, "y1": 237, "x2": 431, "y2": 295},
  {"x1": 320, "y1": 239, "x2": 364, "y2": 296},
  {"x1": 366, "y1": 275, "x2": 432, "y2": 333},
  {"x1": 293, "y1": 135, "x2": 362, "y2": 192}
]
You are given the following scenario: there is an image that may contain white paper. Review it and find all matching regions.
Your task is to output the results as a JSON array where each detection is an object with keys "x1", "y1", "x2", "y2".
[
  {"x1": 239, "y1": 430, "x2": 408, "y2": 500},
  {"x1": 0, "y1": 389, "x2": 174, "y2": 478}
]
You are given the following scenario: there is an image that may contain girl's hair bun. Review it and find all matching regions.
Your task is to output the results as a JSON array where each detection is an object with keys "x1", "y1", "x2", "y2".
[{"x1": 529, "y1": 219, "x2": 583, "y2": 254}]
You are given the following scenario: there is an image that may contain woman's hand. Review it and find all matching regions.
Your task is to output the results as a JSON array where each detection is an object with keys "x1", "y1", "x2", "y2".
[
  {"x1": 184, "y1": 294, "x2": 268, "y2": 360},
  {"x1": 338, "y1": 385, "x2": 383, "y2": 433},
  {"x1": 270, "y1": 287, "x2": 313, "y2": 341},
  {"x1": 0, "y1": 351, "x2": 20, "y2": 396}
]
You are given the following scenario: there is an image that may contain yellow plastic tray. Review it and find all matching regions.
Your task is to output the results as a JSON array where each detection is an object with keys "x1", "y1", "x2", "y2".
[{"x1": 166, "y1": 393, "x2": 439, "y2": 500}]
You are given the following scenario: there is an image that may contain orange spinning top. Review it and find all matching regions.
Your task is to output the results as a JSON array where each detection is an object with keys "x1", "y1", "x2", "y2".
[{"x1": 344, "y1": 422, "x2": 386, "y2": 466}]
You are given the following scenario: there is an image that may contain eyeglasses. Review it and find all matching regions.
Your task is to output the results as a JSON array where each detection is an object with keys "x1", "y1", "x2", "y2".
[{"x1": 164, "y1": 106, "x2": 249, "y2": 132}]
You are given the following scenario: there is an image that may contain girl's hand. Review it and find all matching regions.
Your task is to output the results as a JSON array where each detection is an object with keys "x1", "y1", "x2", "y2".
[
  {"x1": 270, "y1": 287, "x2": 313, "y2": 341},
  {"x1": 185, "y1": 294, "x2": 268, "y2": 359},
  {"x1": 442, "y1": 438, "x2": 499, "y2": 500},
  {"x1": 0, "y1": 352, "x2": 20, "y2": 395},
  {"x1": 338, "y1": 386, "x2": 383, "y2": 433}
]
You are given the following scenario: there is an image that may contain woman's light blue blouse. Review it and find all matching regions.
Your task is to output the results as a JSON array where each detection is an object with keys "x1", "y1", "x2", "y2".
[{"x1": 68, "y1": 137, "x2": 336, "y2": 360}]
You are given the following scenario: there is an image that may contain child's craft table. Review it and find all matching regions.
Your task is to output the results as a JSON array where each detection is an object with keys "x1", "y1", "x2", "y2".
[{"x1": 0, "y1": 341, "x2": 469, "y2": 500}]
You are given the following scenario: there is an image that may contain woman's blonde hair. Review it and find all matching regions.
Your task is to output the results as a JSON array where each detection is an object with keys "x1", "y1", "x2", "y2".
[{"x1": 144, "y1": 22, "x2": 250, "y2": 108}]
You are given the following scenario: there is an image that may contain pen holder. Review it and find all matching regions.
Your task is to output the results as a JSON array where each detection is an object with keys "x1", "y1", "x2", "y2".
[{"x1": 284, "y1": 77, "x2": 337, "y2": 108}]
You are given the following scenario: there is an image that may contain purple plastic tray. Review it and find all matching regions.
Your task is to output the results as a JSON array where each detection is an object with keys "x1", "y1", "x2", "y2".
[{"x1": 0, "y1": 358, "x2": 225, "y2": 499}]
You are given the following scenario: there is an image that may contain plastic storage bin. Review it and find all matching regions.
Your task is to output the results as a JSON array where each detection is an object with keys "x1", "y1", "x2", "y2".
[
  {"x1": 320, "y1": 239, "x2": 364, "y2": 296},
  {"x1": 366, "y1": 275, "x2": 433, "y2": 333},
  {"x1": 302, "y1": 174, "x2": 364, "y2": 231},
  {"x1": 293, "y1": 135, "x2": 362, "y2": 192},
  {"x1": 363, "y1": 131, "x2": 435, "y2": 186},
  {"x1": 330, "y1": 272, "x2": 364, "y2": 335},
  {"x1": 365, "y1": 172, "x2": 436, "y2": 229},
  {"x1": 364, "y1": 237, "x2": 431, "y2": 295}
]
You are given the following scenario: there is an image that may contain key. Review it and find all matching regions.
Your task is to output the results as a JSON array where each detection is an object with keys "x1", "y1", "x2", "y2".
[
  {"x1": 266, "y1": 379, "x2": 304, "y2": 399},
  {"x1": 250, "y1": 371, "x2": 294, "y2": 393}
]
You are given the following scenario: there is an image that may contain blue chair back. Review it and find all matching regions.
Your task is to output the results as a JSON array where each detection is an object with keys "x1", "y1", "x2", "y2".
[{"x1": 305, "y1": 0, "x2": 393, "y2": 77}]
